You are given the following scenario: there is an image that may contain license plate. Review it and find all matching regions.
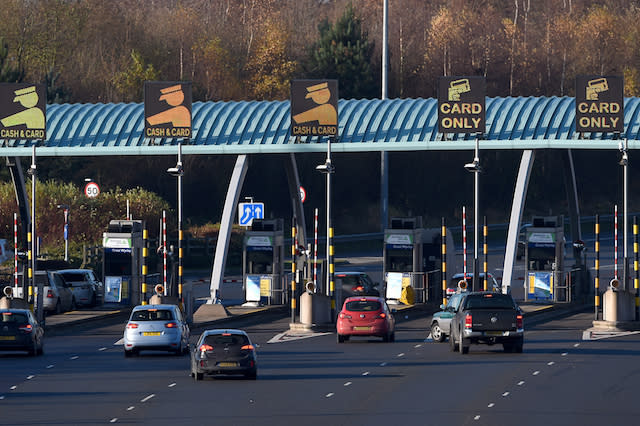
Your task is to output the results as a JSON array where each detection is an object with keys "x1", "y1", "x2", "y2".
[
  {"x1": 142, "y1": 332, "x2": 162, "y2": 336},
  {"x1": 0, "y1": 336, "x2": 16, "y2": 341},
  {"x1": 486, "y1": 331, "x2": 504, "y2": 336},
  {"x1": 218, "y1": 362, "x2": 238, "y2": 367},
  {"x1": 353, "y1": 326, "x2": 371, "y2": 331}
]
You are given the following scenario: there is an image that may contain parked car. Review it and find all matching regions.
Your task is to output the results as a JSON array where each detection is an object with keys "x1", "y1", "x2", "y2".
[
  {"x1": 430, "y1": 292, "x2": 464, "y2": 342},
  {"x1": 56, "y1": 269, "x2": 103, "y2": 307},
  {"x1": 190, "y1": 329, "x2": 257, "y2": 380},
  {"x1": 335, "y1": 272, "x2": 380, "y2": 306},
  {"x1": 449, "y1": 291, "x2": 524, "y2": 354},
  {"x1": 336, "y1": 296, "x2": 395, "y2": 343},
  {"x1": 123, "y1": 304, "x2": 190, "y2": 357},
  {"x1": 447, "y1": 272, "x2": 501, "y2": 297},
  {"x1": 16, "y1": 271, "x2": 76, "y2": 314},
  {"x1": 0, "y1": 308, "x2": 44, "y2": 356}
]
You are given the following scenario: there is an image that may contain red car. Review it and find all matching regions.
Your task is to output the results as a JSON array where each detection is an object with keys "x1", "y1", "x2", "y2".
[{"x1": 336, "y1": 296, "x2": 396, "y2": 343}]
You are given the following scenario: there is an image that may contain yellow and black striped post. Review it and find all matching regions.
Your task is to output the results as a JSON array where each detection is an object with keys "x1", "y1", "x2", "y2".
[
  {"x1": 142, "y1": 227, "x2": 148, "y2": 305},
  {"x1": 595, "y1": 214, "x2": 600, "y2": 320},
  {"x1": 441, "y1": 218, "x2": 447, "y2": 305},
  {"x1": 634, "y1": 216, "x2": 639, "y2": 320},
  {"x1": 291, "y1": 221, "x2": 296, "y2": 323},
  {"x1": 27, "y1": 229, "x2": 33, "y2": 312},
  {"x1": 483, "y1": 216, "x2": 488, "y2": 291}
]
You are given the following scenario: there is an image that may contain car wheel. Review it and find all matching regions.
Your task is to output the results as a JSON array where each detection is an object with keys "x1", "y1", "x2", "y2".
[
  {"x1": 245, "y1": 370, "x2": 257, "y2": 380},
  {"x1": 124, "y1": 349, "x2": 133, "y2": 358},
  {"x1": 55, "y1": 299, "x2": 62, "y2": 315},
  {"x1": 90, "y1": 293, "x2": 97, "y2": 307},
  {"x1": 337, "y1": 333, "x2": 345, "y2": 343},
  {"x1": 390, "y1": 332, "x2": 395, "y2": 342},
  {"x1": 512, "y1": 337, "x2": 524, "y2": 353},
  {"x1": 382, "y1": 332, "x2": 390, "y2": 342},
  {"x1": 194, "y1": 372, "x2": 203, "y2": 381},
  {"x1": 173, "y1": 342, "x2": 183, "y2": 356},
  {"x1": 37, "y1": 339, "x2": 44, "y2": 355},
  {"x1": 28, "y1": 341, "x2": 37, "y2": 356},
  {"x1": 70, "y1": 297, "x2": 77, "y2": 311},
  {"x1": 431, "y1": 322, "x2": 445, "y2": 342},
  {"x1": 449, "y1": 327, "x2": 458, "y2": 352}
]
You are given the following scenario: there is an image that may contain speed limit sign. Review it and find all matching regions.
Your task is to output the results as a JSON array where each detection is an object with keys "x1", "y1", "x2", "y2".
[{"x1": 84, "y1": 182, "x2": 100, "y2": 198}]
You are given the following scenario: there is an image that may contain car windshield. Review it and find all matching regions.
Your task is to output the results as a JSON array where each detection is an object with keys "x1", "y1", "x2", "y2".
[
  {"x1": 345, "y1": 300, "x2": 381, "y2": 312},
  {"x1": 131, "y1": 309, "x2": 174, "y2": 321},
  {"x1": 1, "y1": 312, "x2": 28, "y2": 323},
  {"x1": 463, "y1": 294, "x2": 515, "y2": 309},
  {"x1": 203, "y1": 334, "x2": 249, "y2": 346}
]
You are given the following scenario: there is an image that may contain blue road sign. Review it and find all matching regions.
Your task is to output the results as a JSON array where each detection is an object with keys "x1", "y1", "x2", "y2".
[{"x1": 238, "y1": 202, "x2": 265, "y2": 226}]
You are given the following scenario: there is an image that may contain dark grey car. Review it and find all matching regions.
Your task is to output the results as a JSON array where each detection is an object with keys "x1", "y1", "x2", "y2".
[
  {"x1": 191, "y1": 329, "x2": 257, "y2": 380},
  {"x1": 0, "y1": 309, "x2": 44, "y2": 356}
]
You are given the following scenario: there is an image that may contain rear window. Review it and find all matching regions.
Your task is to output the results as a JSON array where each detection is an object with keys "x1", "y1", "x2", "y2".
[
  {"x1": 131, "y1": 309, "x2": 174, "y2": 321},
  {"x1": 60, "y1": 273, "x2": 87, "y2": 282},
  {"x1": 1, "y1": 312, "x2": 28, "y2": 323},
  {"x1": 203, "y1": 334, "x2": 249, "y2": 346},
  {"x1": 345, "y1": 300, "x2": 382, "y2": 312},
  {"x1": 463, "y1": 294, "x2": 515, "y2": 310}
]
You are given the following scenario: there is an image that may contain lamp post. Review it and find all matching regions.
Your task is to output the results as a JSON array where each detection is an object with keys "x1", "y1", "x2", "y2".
[
  {"x1": 316, "y1": 137, "x2": 335, "y2": 318},
  {"x1": 167, "y1": 141, "x2": 184, "y2": 304},
  {"x1": 56, "y1": 204, "x2": 70, "y2": 262},
  {"x1": 619, "y1": 139, "x2": 629, "y2": 291},
  {"x1": 464, "y1": 138, "x2": 481, "y2": 291}
]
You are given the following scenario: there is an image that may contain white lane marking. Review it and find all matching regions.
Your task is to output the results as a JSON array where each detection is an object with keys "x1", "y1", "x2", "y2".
[
  {"x1": 502, "y1": 392, "x2": 510, "y2": 397},
  {"x1": 517, "y1": 381, "x2": 525, "y2": 386},
  {"x1": 109, "y1": 418, "x2": 118, "y2": 423},
  {"x1": 114, "y1": 338, "x2": 124, "y2": 346},
  {"x1": 488, "y1": 403, "x2": 495, "y2": 408},
  {"x1": 0, "y1": 395, "x2": 5, "y2": 400},
  {"x1": 325, "y1": 393, "x2": 334, "y2": 398},
  {"x1": 414, "y1": 344, "x2": 422, "y2": 348},
  {"x1": 267, "y1": 331, "x2": 332, "y2": 344},
  {"x1": 547, "y1": 361, "x2": 555, "y2": 366},
  {"x1": 344, "y1": 382, "x2": 352, "y2": 387},
  {"x1": 362, "y1": 371, "x2": 370, "y2": 376},
  {"x1": 168, "y1": 383, "x2": 176, "y2": 388},
  {"x1": 127, "y1": 406, "x2": 135, "y2": 411},
  {"x1": 574, "y1": 343, "x2": 580, "y2": 347},
  {"x1": 474, "y1": 415, "x2": 481, "y2": 420},
  {"x1": 561, "y1": 352, "x2": 568, "y2": 356},
  {"x1": 70, "y1": 355, "x2": 79, "y2": 360},
  {"x1": 533, "y1": 371, "x2": 540, "y2": 376},
  {"x1": 99, "y1": 347, "x2": 108, "y2": 351},
  {"x1": 46, "y1": 365, "x2": 54, "y2": 369},
  {"x1": 380, "y1": 362, "x2": 387, "y2": 366},
  {"x1": 10, "y1": 386, "x2": 16, "y2": 390},
  {"x1": 397, "y1": 353, "x2": 405, "y2": 357},
  {"x1": 140, "y1": 394, "x2": 155, "y2": 403},
  {"x1": 27, "y1": 375, "x2": 35, "y2": 380}
]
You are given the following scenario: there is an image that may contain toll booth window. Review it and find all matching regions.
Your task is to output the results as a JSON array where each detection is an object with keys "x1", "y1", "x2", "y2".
[
  {"x1": 386, "y1": 250, "x2": 413, "y2": 272},
  {"x1": 527, "y1": 247, "x2": 555, "y2": 270},
  {"x1": 247, "y1": 250, "x2": 272, "y2": 274},
  {"x1": 104, "y1": 251, "x2": 132, "y2": 275}
]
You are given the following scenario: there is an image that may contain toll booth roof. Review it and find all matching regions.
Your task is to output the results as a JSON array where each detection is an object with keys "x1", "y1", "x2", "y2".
[{"x1": 107, "y1": 220, "x2": 143, "y2": 233}]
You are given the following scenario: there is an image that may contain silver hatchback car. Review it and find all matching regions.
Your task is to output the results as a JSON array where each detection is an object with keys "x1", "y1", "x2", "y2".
[{"x1": 123, "y1": 304, "x2": 190, "y2": 357}]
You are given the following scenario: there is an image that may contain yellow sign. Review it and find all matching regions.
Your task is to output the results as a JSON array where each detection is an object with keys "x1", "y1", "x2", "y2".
[
  {"x1": 0, "y1": 84, "x2": 46, "y2": 140},
  {"x1": 291, "y1": 80, "x2": 338, "y2": 137},
  {"x1": 260, "y1": 277, "x2": 271, "y2": 297}
]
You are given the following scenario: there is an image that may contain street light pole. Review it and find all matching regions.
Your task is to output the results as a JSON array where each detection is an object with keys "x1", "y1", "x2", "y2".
[
  {"x1": 464, "y1": 138, "x2": 481, "y2": 291},
  {"x1": 619, "y1": 139, "x2": 629, "y2": 291},
  {"x1": 317, "y1": 137, "x2": 335, "y2": 318},
  {"x1": 167, "y1": 141, "x2": 184, "y2": 304}
]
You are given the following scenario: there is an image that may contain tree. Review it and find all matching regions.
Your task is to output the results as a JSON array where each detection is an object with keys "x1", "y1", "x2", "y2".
[
  {"x1": 112, "y1": 50, "x2": 158, "y2": 103},
  {"x1": 305, "y1": 2, "x2": 377, "y2": 99},
  {"x1": 0, "y1": 37, "x2": 23, "y2": 83}
]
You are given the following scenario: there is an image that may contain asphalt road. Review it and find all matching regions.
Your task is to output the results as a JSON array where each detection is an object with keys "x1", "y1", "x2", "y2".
[{"x1": 1, "y1": 308, "x2": 639, "y2": 425}]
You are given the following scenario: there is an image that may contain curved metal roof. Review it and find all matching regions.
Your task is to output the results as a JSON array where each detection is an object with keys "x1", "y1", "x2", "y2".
[{"x1": 2, "y1": 96, "x2": 640, "y2": 157}]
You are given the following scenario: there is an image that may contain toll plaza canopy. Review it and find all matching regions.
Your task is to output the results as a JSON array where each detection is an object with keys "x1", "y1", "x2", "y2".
[{"x1": 2, "y1": 96, "x2": 640, "y2": 157}]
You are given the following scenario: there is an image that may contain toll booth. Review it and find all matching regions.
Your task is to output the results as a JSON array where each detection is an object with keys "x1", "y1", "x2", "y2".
[
  {"x1": 383, "y1": 217, "x2": 454, "y2": 303},
  {"x1": 102, "y1": 220, "x2": 144, "y2": 305},
  {"x1": 242, "y1": 219, "x2": 285, "y2": 305},
  {"x1": 524, "y1": 215, "x2": 566, "y2": 302}
]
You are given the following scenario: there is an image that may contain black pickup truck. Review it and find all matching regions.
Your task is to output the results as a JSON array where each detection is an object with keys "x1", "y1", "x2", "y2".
[{"x1": 449, "y1": 291, "x2": 524, "y2": 354}]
